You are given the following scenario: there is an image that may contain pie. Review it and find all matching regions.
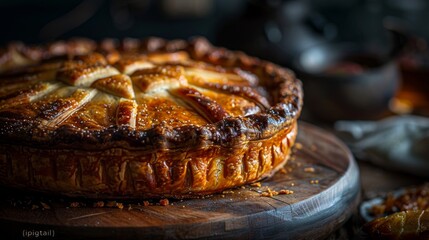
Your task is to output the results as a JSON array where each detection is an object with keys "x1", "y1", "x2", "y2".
[{"x1": 0, "y1": 37, "x2": 303, "y2": 198}]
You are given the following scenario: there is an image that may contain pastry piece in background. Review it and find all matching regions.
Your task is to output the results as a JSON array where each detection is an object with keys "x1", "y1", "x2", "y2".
[
  {"x1": 362, "y1": 184, "x2": 429, "y2": 239},
  {"x1": 364, "y1": 210, "x2": 429, "y2": 240}
]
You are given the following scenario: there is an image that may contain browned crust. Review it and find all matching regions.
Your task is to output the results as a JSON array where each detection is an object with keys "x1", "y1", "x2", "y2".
[
  {"x1": 0, "y1": 37, "x2": 302, "y2": 151},
  {"x1": 0, "y1": 122, "x2": 297, "y2": 198}
]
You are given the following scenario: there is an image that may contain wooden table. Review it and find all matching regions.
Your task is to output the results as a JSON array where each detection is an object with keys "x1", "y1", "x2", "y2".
[{"x1": 0, "y1": 123, "x2": 361, "y2": 240}]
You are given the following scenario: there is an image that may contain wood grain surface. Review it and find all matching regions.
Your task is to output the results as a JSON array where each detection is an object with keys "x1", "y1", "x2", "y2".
[{"x1": 0, "y1": 122, "x2": 360, "y2": 240}]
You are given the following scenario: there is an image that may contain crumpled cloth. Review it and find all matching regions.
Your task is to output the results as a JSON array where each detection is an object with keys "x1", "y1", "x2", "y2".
[{"x1": 334, "y1": 115, "x2": 429, "y2": 178}]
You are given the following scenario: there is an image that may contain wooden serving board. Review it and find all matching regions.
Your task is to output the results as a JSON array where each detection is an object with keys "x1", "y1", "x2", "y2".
[{"x1": 0, "y1": 122, "x2": 360, "y2": 240}]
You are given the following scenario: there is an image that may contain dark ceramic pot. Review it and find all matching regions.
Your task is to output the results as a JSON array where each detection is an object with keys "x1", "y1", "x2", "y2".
[
  {"x1": 216, "y1": 0, "x2": 335, "y2": 66},
  {"x1": 294, "y1": 43, "x2": 400, "y2": 122}
]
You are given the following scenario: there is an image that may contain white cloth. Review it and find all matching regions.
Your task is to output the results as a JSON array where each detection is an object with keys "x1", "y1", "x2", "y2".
[{"x1": 334, "y1": 115, "x2": 429, "y2": 178}]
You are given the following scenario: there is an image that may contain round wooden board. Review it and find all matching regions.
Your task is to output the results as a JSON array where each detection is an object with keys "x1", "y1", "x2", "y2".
[{"x1": 0, "y1": 122, "x2": 360, "y2": 240}]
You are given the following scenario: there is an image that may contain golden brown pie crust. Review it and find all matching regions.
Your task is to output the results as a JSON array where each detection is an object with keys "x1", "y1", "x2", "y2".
[{"x1": 0, "y1": 37, "x2": 303, "y2": 198}]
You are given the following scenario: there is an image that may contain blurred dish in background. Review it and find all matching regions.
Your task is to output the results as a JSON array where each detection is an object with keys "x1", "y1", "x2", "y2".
[
  {"x1": 216, "y1": 0, "x2": 336, "y2": 67},
  {"x1": 360, "y1": 184, "x2": 429, "y2": 240},
  {"x1": 294, "y1": 42, "x2": 400, "y2": 122},
  {"x1": 361, "y1": 183, "x2": 429, "y2": 222}
]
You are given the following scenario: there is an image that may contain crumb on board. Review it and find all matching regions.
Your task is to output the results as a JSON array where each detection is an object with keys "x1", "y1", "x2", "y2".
[
  {"x1": 250, "y1": 182, "x2": 262, "y2": 188},
  {"x1": 290, "y1": 182, "x2": 295, "y2": 186},
  {"x1": 93, "y1": 201, "x2": 105, "y2": 208},
  {"x1": 279, "y1": 189, "x2": 294, "y2": 195},
  {"x1": 222, "y1": 190, "x2": 234, "y2": 194},
  {"x1": 31, "y1": 204, "x2": 39, "y2": 210},
  {"x1": 295, "y1": 142, "x2": 303, "y2": 150},
  {"x1": 40, "y1": 202, "x2": 50, "y2": 210},
  {"x1": 70, "y1": 202, "x2": 80, "y2": 208},
  {"x1": 279, "y1": 168, "x2": 287, "y2": 174},
  {"x1": 261, "y1": 188, "x2": 277, "y2": 197},
  {"x1": 304, "y1": 167, "x2": 315, "y2": 173},
  {"x1": 310, "y1": 180, "x2": 319, "y2": 184},
  {"x1": 104, "y1": 201, "x2": 124, "y2": 209},
  {"x1": 105, "y1": 201, "x2": 117, "y2": 208},
  {"x1": 116, "y1": 202, "x2": 124, "y2": 210},
  {"x1": 143, "y1": 201, "x2": 150, "y2": 207},
  {"x1": 261, "y1": 188, "x2": 295, "y2": 197},
  {"x1": 159, "y1": 198, "x2": 169, "y2": 206}
]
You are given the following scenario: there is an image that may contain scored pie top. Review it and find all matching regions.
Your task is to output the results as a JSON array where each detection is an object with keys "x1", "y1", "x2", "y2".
[{"x1": 0, "y1": 37, "x2": 302, "y2": 152}]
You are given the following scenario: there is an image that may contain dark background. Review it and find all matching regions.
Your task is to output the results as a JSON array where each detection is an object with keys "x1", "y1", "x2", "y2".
[
  {"x1": 1, "y1": 0, "x2": 429, "y2": 76},
  {"x1": 1, "y1": 0, "x2": 428, "y2": 45}
]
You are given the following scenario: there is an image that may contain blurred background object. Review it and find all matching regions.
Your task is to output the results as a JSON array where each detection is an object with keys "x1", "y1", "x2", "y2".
[
  {"x1": 294, "y1": 41, "x2": 400, "y2": 121},
  {"x1": 0, "y1": 0, "x2": 241, "y2": 43},
  {"x1": 217, "y1": 0, "x2": 337, "y2": 67}
]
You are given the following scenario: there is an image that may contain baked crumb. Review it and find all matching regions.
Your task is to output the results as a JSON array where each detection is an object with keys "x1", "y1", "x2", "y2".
[
  {"x1": 128, "y1": 204, "x2": 132, "y2": 210},
  {"x1": 250, "y1": 182, "x2": 262, "y2": 188},
  {"x1": 222, "y1": 190, "x2": 234, "y2": 194},
  {"x1": 310, "y1": 180, "x2": 319, "y2": 184},
  {"x1": 93, "y1": 201, "x2": 105, "y2": 208},
  {"x1": 40, "y1": 202, "x2": 50, "y2": 210},
  {"x1": 116, "y1": 202, "x2": 124, "y2": 210},
  {"x1": 70, "y1": 202, "x2": 80, "y2": 208},
  {"x1": 261, "y1": 188, "x2": 279, "y2": 197},
  {"x1": 159, "y1": 198, "x2": 169, "y2": 206},
  {"x1": 31, "y1": 204, "x2": 39, "y2": 210},
  {"x1": 279, "y1": 189, "x2": 294, "y2": 195},
  {"x1": 295, "y1": 143, "x2": 303, "y2": 150},
  {"x1": 279, "y1": 168, "x2": 287, "y2": 174},
  {"x1": 261, "y1": 192, "x2": 270, "y2": 197},
  {"x1": 143, "y1": 201, "x2": 150, "y2": 207},
  {"x1": 106, "y1": 201, "x2": 117, "y2": 208},
  {"x1": 304, "y1": 167, "x2": 315, "y2": 173},
  {"x1": 290, "y1": 182, "x2": 295, "y2": 186}
]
